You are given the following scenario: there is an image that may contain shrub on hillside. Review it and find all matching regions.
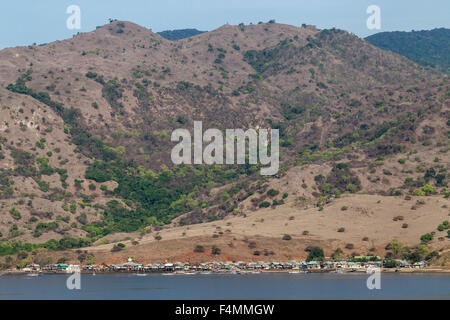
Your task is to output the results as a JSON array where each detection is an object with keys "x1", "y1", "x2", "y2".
[
  {"x1": 259, "y1": 201, "x2": 271, "y2": 208},
  {"x1": 306, "y1": 246, "x2": 324, "y2": 262},
  {"x1": 267, "y1": 189, "x2": 280, "y2": 197},
  {"x1": 9, "y1": 207, "x2": 21, "y2": 220},
  {"x1": 211, "y1": 246, "x2": 221, "y2": 255},
  {"x1": 319, "y1": 163, "x2": 361, "y2": 195},
  {"x1": 194, "y1": 245, "x2": 205, "y2": 253}
]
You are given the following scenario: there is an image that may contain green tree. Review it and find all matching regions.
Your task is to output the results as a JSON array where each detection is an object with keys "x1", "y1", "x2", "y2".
[
  {"x1": 388, "y1": 240, "x2": 404, "y2": 258},
  {"x1": 306, "y1": 246, "x2": 325, "y2": 262},
  {"x1": 211, "y1": 246, "x2": 221, "y2": 255},
  {"x1": 331, "y1": 248, "x2": 343, "y2": 260},
  {"x1": 420, "y1": 233, "x2": 433, "y2": 243},
  {"x1": 421, "y1": 184, "x2": 435, "y2": 195}
]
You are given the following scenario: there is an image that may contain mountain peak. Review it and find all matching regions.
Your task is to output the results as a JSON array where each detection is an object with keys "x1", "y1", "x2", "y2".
[{"x1": 90, "y1": 20, "x2": 161, "y2": 39}]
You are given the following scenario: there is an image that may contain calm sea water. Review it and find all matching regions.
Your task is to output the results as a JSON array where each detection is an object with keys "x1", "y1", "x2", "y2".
[{"x1": 0, "y1": 273, "x2": 449, "y2": 299}]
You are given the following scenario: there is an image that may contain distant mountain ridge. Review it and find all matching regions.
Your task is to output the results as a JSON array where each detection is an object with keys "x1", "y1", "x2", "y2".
[
  {"x1": 157, "y1": 28, "x2": 206, "y2": 40},
  {"x1": 365, "y1": 28, "x2": 450, "y2": 74}
]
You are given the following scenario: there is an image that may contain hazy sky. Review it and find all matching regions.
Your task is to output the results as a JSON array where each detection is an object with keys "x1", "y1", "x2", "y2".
[{"x1": 0, "y1": 0, "x2": 449, "y2": 49}]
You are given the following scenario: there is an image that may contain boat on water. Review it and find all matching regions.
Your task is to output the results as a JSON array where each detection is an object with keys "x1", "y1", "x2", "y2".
[
  {"x1": 230, "y1": 269, "x2": 248, "y2": 274},
  {"x1": 26, "y1": 273, "x2": 41, "y2": 277},
  {"x1": 135, "y1": 273, "x2": 148, "y2": 276}
]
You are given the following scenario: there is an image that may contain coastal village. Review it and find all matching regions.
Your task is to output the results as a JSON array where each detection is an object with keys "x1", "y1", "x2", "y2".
[{"x1": 8, "y1": 257, "x2": 430, "y2": 275}]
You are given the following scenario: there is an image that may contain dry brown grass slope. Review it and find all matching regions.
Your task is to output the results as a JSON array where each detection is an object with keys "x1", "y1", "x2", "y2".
[{"x1": 0, "y1": 20, "x2": 448, "y2": 264}]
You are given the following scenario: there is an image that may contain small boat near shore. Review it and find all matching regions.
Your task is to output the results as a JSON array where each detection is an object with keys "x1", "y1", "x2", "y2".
[
  {"x1": 174, "y1": 271, "x2": 187, "y2": 275},
  {"x1": 200, "y1": 271, "x2": 212, "y2": 275},
  {"x1": 26, "y1": 273, "x2": 41, "y2": 277}
]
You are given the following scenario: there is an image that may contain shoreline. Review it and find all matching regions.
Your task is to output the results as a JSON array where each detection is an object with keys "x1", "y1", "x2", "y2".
[{"x1": 2, "y1": 268, "x2": 450, "y2": 276}]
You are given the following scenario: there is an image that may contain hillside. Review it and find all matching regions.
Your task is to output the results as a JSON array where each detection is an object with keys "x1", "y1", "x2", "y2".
[
  {"x1": 157, "y1": 28, "x2": 206, "y2": 41},
  {"x1": 0, "y1": 21, "x2": 449, "y2": 267},
  {"x1": 366, "y1": 28, "x2": 450, "y2": 74}
]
